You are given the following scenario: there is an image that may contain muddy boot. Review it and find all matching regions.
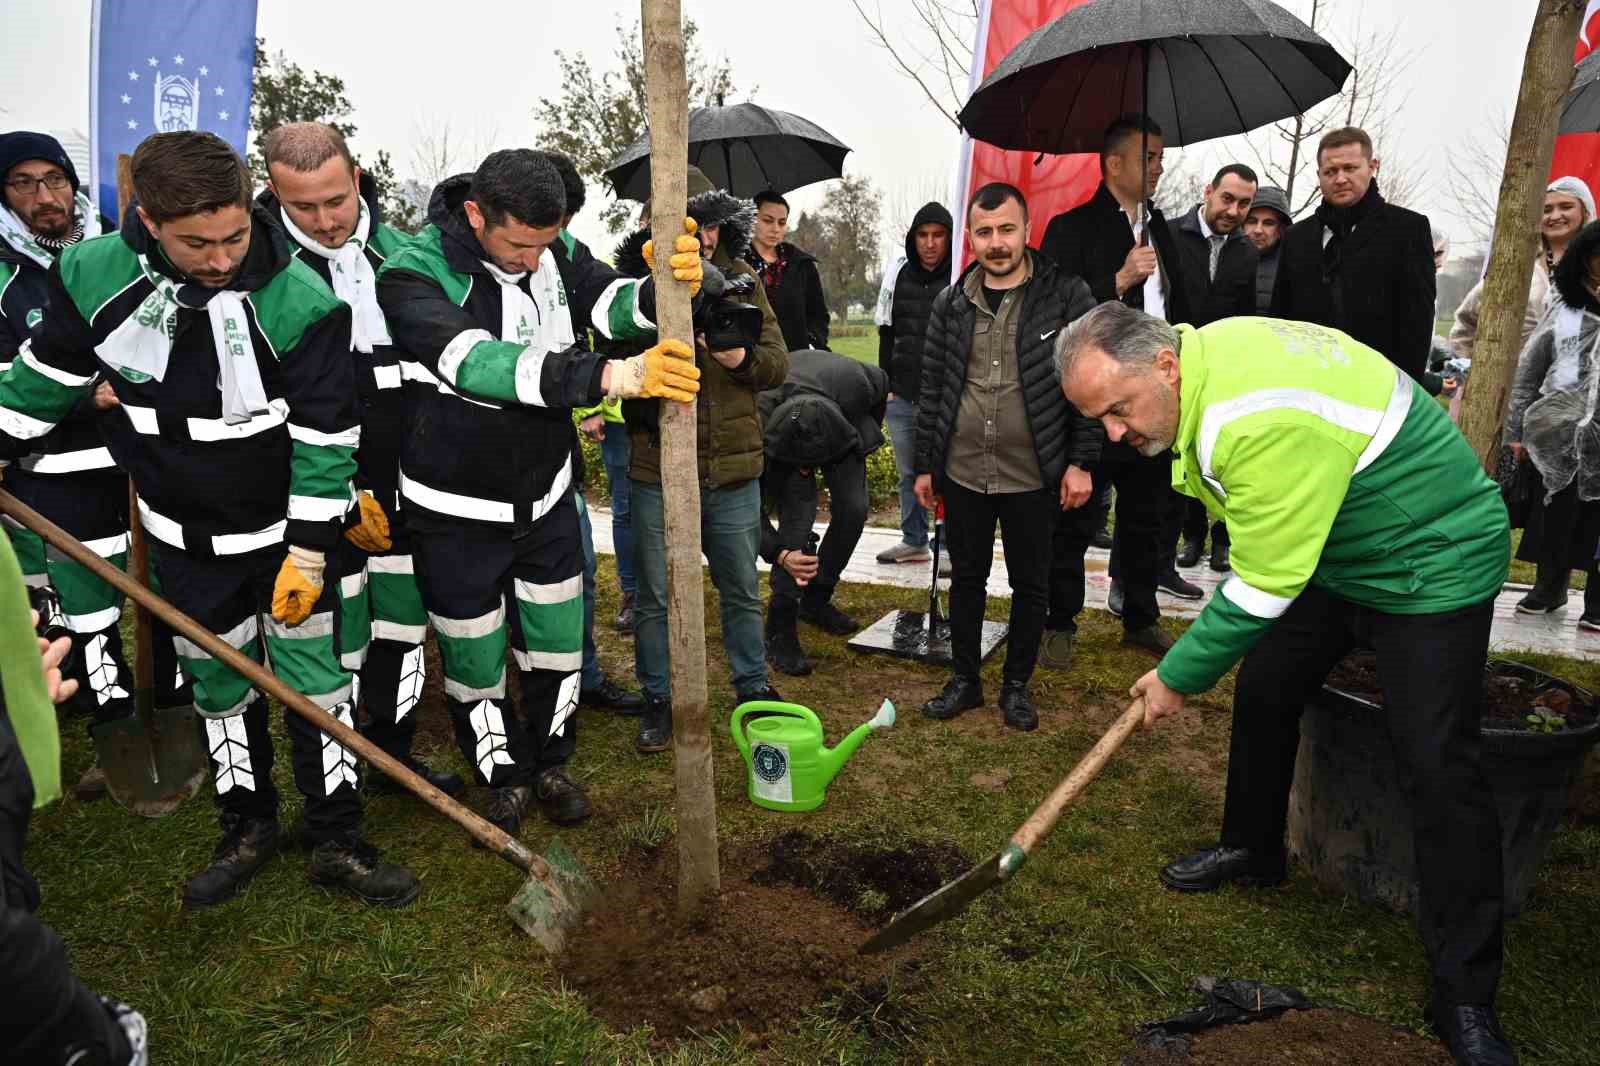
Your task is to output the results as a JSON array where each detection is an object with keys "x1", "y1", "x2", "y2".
[
  {"x1": 637, "y1": 697, "x2": 672, "y2": 753},
  {"x1": 73, "y1": 763, "x2": 108, "y2": 802},
  {"x1": 535, "y1": 766, "x2": 592, "y2": 826},
  {"x1": 183, "y1": 814, "x2": 280, "y2": 908},
  {"x1": 481, "y1": 784, "x2": 533, "y2": 842},
  {"x1": 613, "y1": 591, "x2": 636, "y2": 633},
  {"x1": 307, "y1": 835, "x2": 420, "y2": 907},
  {"x1": 1517, "y1": 563, "x2": 1570, "y2": 614},
  {"x1": 765, "y1": 600, "x2": 813, "y2": 677}
]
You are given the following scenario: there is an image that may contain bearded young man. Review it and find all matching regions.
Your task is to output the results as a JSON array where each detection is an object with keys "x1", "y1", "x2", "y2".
[{"x1": 0, "y1": 130, "x2": 416, "y2": 909}]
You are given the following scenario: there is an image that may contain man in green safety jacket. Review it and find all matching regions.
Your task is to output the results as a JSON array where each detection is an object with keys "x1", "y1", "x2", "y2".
[{"x1": 1058, "y1": 304, "x2": 1515, "y2": 1066}]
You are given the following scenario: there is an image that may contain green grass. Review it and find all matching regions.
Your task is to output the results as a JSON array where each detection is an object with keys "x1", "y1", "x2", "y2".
[
  {"x1": 30, "y1": 562, "x2": 1599, "y2": 1063},
  {"x1": 830, "y1": 329, "x2": 878, "y2": 367}
]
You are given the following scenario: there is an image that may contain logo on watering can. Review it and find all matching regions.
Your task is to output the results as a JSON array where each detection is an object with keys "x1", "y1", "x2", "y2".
[{"x1": 751, "y1": 742, "x2": 788, "y2": 784}]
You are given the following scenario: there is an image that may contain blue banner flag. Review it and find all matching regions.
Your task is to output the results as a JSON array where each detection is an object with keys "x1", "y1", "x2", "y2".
[{"x1": 89, "y1": 0, "x2": 259, "y2": 223}]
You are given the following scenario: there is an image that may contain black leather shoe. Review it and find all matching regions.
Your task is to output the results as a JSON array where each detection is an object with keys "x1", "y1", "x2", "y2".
[
  {"x1": 999, "y1": 681, "x2": 1038, "y2": 731},
  {"x1": 800, "y1": 599, "x2": 859, "y2": 635},
  {"x1": 1159, "y1": 844, "x2": 1287, "y2": 892},
  {"x1": 736, "y1": 684, "x2": 783, "y2": 704},
  {"x1": 1090, "y1": 526, "x2": 1114, "y2": 551},
  {"x1": 613, "y1": 591, "x2": 636, "y2": 633},
  {"x1": 1209, "y1": 542, "x2": 1231, "y2": 572},
  {"x1": 1121, "y1": 624, "x2": 1174, "y2": 658},
  {"x1": 480, "y1": 784, "x2": 532, "y2": 844},
  {"x1": 765, "y1": 627, "x2": 814, "y2": 676},
  {"x1": 1176, "y1": 540, "x2": 1202, "y2": 568},
  {"x1": 1426, "y1": 1004, "x2": 1518, "y2": 1066},
  {"x1": 535, "y1": 766, "x2": 592, "y2": 826},
  {"x1": 636, "y1": 698, "x2": 673, "y2": 753},
  {"x1": 307, "y1": 836, "x2": 420, "y2": 907},
  {"x1": 579, "y1": 677, "x2": 646, "y2": 714},
  {"x1": 922, "y1": 676, "x2": 983, "y2": 720},
  {"x1": 1157, "y1": 570, "x2": 1205, "y2": 599},
  {"x1": 366, "y1": 756, "x2": 467, "y2": 798},
  {"x1": 183, "y1": 814, "x2": 280, "y2": 908}
]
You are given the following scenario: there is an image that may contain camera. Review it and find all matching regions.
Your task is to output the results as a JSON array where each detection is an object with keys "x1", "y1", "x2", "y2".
[
  {"x1": 694, "y1": 262, "x2": 764, "y2": 357},
  {"x1": 29, "y1": 583, "x2": 85, "y2": 690}
]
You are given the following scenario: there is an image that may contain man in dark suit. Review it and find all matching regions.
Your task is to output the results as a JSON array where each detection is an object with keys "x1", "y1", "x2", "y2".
[
  {"x1": 1269, "y1": 126, "x2": 1436, "y2": 385},
  {"x1": 1037, "y1": 114, "x2": 1195, "y2": 672},
  {"x1": 1170, "y1": 163, "x2": 1260, "y2": 573}
]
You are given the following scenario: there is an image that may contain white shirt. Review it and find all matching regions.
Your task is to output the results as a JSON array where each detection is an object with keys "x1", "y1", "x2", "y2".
[{"x1": 1121, "y1": 205, "x2": 1166, "y2": 322}]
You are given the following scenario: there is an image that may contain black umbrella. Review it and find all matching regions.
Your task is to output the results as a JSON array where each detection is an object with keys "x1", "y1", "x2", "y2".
[
  {"x1": 958, "y1": 0, "x2": 1351, "y2": 154},
  {"x1": 604, "y1": 102, "x2": 850, "y2": 201},
  {"x1": 1558, "y1": 50, "x2": 1600, "y2": 134}
]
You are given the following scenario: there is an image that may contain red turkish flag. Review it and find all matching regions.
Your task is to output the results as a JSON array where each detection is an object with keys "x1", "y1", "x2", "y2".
[
  {"x1": 1548, "y1": 1, "x2": 1600, "y2": 208},
  {"x1": 951, "y1": 0, "x2": 1101, "y2": 270}
]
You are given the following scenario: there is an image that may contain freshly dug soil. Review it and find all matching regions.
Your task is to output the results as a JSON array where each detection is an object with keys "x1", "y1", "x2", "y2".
[
  {"x1": 1323, "y1": 653, "x2": 1596, "y2": 731},
  {"x1": 557, "y1": 834, "x2": 945, "y2": 1041},
  {"x1": 1122, "y1": 1008, "x2": 1454, "y2": 1065},
  {"x1": 751, "y1": 829, "x2": 971, "y2": 920}
]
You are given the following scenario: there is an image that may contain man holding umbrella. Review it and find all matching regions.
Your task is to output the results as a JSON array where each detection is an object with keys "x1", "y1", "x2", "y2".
[{"x1": 1058, "y1": 303, "x2": 1516, "y2": 1066}]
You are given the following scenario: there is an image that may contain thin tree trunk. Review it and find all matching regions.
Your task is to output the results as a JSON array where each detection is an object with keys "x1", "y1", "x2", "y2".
[
  {"x1": 640, "y1": 0, "x2": 721, "y2": 917},
  {"x1": 1459, "y1": 0, "x2": 1586, "y2": 469}
]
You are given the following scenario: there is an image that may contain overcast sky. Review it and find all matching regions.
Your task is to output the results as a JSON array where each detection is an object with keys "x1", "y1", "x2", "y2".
[{"x1": 0, "y1": 0, "x2": 1537, "y2": 257}]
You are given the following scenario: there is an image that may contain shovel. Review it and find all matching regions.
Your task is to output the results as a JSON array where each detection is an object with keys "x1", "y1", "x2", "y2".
[
  {"x1": 0, "y1": 489, "x2": 597, "y2": 953},
  {"x1": 79, "y1": 482, "x2": 208, "y2": 817},
  {"x1": 859, "y1": 697, "x2": 1146, "y2": 954}
]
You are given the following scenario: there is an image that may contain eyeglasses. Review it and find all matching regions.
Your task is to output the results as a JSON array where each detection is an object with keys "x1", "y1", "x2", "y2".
[{"x1": 5, "y1": 173, "x2": 70, "y2": 195}]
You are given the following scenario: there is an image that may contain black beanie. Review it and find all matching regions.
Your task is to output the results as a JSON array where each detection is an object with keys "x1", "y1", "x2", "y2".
[{"x1": 0, "y1": 131, "x2": 80, "y2": 193}]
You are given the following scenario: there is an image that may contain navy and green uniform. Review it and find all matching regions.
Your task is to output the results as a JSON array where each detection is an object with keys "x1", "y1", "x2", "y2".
[
  {"x1": 376, "y1": 175, "x2": 657, "y2": 786},
  {"x1": 0, "y1": 205, "x2": 368, "y2": 843},
  {"x1": 258, "y1": 176, "x2": 431, "y2": 768},
  {"x1": 1160, "y1": 316, "x2": 1510, "y2": 1010}
]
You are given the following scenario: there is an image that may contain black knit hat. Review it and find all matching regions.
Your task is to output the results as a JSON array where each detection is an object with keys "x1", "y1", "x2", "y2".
[{"x1": 0, "y1": 131, "x2": 79, "y2": 192}]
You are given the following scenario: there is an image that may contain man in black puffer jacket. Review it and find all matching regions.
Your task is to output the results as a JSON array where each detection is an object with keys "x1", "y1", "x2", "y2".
[{"x1": 914, "y1": 183, "x2": 1098, "y2": 731}]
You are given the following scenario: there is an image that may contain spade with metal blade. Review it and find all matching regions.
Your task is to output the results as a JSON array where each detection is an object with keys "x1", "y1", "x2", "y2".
[
  {"x1": 860, "y1": 697, "x2": 1146, "y2": 954},
  {"x1": 0, "y1": 489, "x2": 598, "y2": 952}
]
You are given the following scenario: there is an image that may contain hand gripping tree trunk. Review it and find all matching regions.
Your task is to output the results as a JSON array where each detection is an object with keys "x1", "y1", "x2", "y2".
[
  {"x1": 641, "y1": 0, "x2": 721, "y2": 917},
  {"x1": 1459, "y1": 0, "x2": 1587, "y2": 469}
]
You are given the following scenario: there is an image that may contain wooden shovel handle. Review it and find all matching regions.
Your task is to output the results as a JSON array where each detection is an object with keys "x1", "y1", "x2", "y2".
[
  {"x1": 127, "y1": 480, "x2": 154, "y2": 695},
  {"x1": 0, "y1": 489, "x2": 547, "y2": 879},
  {"x1": 1010, "y1": 696, "x2": 1146, "y2": 856}
]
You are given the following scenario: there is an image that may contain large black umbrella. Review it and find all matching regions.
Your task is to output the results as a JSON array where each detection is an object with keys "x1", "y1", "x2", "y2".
[
  {"x1": 958, "y1": 0, "x2": 1351, "y2": 154},
  {"x1": 604, "y1": 102, "x2": 850, "y2": 201},
  {"x1": 1559, "y1": 50, "x2": 1600, "y2": 134}
]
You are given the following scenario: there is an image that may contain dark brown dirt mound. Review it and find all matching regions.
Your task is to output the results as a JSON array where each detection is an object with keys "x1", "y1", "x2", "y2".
[
  {"x1": 1121, "y1": 1008, "x2": 1454, "y2": 1065},
  {"x1": 750, "y1": 829, "x2": 971, "y2": 920},
  {"x1": 556, "y1": 839, "x2": 920, "y2": 1041}
]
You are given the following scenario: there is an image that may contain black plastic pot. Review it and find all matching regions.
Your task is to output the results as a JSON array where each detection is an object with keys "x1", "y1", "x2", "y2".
[{"x1": 1287, "y1": 659, "x2": 1600, "y2": 917}]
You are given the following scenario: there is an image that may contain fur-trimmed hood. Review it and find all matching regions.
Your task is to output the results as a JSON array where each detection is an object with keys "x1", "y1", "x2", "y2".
[
  {"x1": 612, "y1": 227, "x2": 651, "y2": 280},
  {"x1": 611, "y1": 165, "x2": 754, "y2": 274},
  {"x1": 1555, "y1": 220, "x2": 1600, "y2": 315}
]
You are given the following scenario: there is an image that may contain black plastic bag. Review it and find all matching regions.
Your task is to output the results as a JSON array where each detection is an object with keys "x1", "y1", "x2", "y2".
[
  {"x1": 1120, "y1": 978, "x2": 1312, "y2": 1063},
  {"x1": 1495, "y1": 445, "x2": 1536, "y2": 530}
]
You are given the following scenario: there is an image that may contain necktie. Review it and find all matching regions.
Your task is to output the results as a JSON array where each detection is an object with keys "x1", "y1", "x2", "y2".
[{"x1": 1208, "y1": 235, "x2": 1225, "y2": 281}]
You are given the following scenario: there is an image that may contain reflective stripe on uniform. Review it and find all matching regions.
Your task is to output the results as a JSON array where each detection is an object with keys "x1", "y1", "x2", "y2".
[
  {"x1": 1219, "y1": 574, "x2": 1294, "y2": 619},
  {"x1": 138, "y1": 497, "x2": 287, "y2": 555},
  {"x1": 287, "y1": 492, "x2": 352, "y2": 523},
  {"x1": 437, "y1": 328, "x2": 496, "y2": 386},
  {"x1": 1353, "y1": 372, "x2": 1414, "y2": 474},
  {"x1": 18, "y1": 446, "x2": 116, "y2": 474},
  {"x1": 511, "y1": 647, "x2": 583, "y2": 671},
  {"x1": 371, "y1": 364, "x2": 402, "y2": 391},
  {"x1": 64, "y1": 604, "x2": 122, "y2": 633},
  {"x1": 287, "y1": 422, "x2": 361, "y2": 448},
  {"x1": 513, "y1": 575, "x2": 582, "y2": 605},
  {"x1": 1197, "y1": 387, "x2": 1387, "y2": 482},
  {"x1": 400, "y1": 472, "x2": 514, "y2": 523}
]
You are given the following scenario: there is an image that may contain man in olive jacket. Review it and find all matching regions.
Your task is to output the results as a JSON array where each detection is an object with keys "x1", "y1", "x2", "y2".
[{"x1": 624, "y1": 165, "x2": 788, "y2": 753}]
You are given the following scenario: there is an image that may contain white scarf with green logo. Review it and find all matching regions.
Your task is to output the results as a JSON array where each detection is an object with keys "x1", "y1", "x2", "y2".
[
  {"x1": 279, "y1": 201, "x2": 390, "y2": 353},
  {"x1": 482, "y1": 249, "x2": 574, "y2": 349},
  {"x1": 94, "y1": 256, "x2": 269, "y2": 424},
  {"x1": 0, "y1": 191, "x2": 103, "y2": 269}
]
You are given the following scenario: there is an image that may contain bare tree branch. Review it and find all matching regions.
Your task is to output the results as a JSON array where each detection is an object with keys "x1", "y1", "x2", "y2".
[{"x1": 849, "y1": 0, "x2": 968, "y2": 128}]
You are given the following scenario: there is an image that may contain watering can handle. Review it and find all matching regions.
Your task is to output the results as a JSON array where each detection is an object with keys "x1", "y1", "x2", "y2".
[{"x1": 730, "y1": 701, "x2": 820, "y2": 759}]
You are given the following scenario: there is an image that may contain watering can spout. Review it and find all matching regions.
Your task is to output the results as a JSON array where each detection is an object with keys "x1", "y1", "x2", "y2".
[{"x1": 819, "y1": 699, "x2": 896, "y2": 785}]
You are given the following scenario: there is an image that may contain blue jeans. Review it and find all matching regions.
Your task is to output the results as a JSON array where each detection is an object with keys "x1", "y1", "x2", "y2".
[
  {"x1": 885, "y1": 396, "x2": 928, "y2": 547},
  {"x1": 631, "y1": 478, "x2": 767, "y2": 701},
  {"x1": 599, "y1": 426, "x2": 635, "y2": 594},
  {"x1": 576, "y1": 492, "x2": 604, "y2": 691}
]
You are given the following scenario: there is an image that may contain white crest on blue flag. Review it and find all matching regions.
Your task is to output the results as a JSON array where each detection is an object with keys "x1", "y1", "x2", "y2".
[{"x1": 155, "y1": 69, "x2": 201, "y2": 131}]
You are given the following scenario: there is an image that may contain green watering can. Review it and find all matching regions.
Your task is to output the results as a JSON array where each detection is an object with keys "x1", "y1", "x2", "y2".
[{"x1": 730, "y1": 699, "x2": 895, "y2": 812}]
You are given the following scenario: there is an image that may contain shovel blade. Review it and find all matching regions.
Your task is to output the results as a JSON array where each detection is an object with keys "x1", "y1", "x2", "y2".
[
  {"x1": 506, "y1": 837, "x2": 599, "y2": 954},
  {"x1": 91, "y1": 702, "x2": 208, "y2": 819},
  {"x1": 858, "y1": 849, "x2": 1007, "y2": 955}
]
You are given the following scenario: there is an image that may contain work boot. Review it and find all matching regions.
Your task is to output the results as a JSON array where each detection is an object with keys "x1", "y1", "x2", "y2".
[
  {"x1": 1157, "y1": 569, "x2": 1204, "y2": 600},
  {"x1": 613, "y1": 591, "x2": 636, "y2": 633},
  {"x1": 535, "y1": 766, "x2": 592, "y2": 826},
  {"x1": 637, "y1": 697, "x2": 673, "y2": 753},
  {"x1": 922, "y1": 675, "x2": 983, "y2": 720},
  {"x1": 73, "y1": 763, "x2": 108, "y2": 802},
  {"x1": 579, "y1": 677, "x2": 646, "y2": 714},
  {"x1": 876, "y1": 541, "x2": 930, "y2": 564},
  {"x1": 1176, "y1": 539, "x2": 1203, "y2": 568},
  {"x1": 737, "y1": 684, "x2": 784, "y2": 704},
  {"x1": 1091, "y1": 524, "x2": 1114, "y2": 551},
  {"x1": 1121, "y1": 624, "x2": 1174, "y2": 658},
  {"x1": 765, "y1": 604, "x2": 814, "y2": 677},
  {"x1": 799, "y1": 595, "x2": 859, "y2": 636},
  {"x1": 183, "y1": 814, "x2": 280, "y2": 908},
  {"x1": 307, "y1": 835, "x2": 420, "y2": 907},
  {"x1": 999, "y1": 680, "x2": 1039, "y2": 732},
  {"x1": 1107, "y1": 581, "x2": 1125, "y2": 617},
  {"x1": 1425, "y1": 1004, "x2": 1518, "y2": 1066},
  {"x1": 1516, "y1": 564, "x2": 1569, "y2": 614},
  {"x1": 365, "y1": 756, "x2": 467, "y2": 799},
  {"x1": 1038, "y1": 629, "x2": 1077, "y2": 672},
  {"x1": 1159, "y1": 844, "x2": 1287, "y2": 892},
  {"x1": 1209, "y1": 541, "x2": 1231, "y2": 572},
  {"x1": 481, "y1": 784, "x2": 533, "y2": 844}
]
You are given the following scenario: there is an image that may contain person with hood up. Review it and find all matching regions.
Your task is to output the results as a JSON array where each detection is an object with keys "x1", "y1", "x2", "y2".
[
  {"x1": 745, "y1": 190, "x2": 829, "y2": 351},
  {"x1": 619, "y1": 164, "x2": 790, "y2": 754},
  {"x1": 0, "y1": 131, "x2": 416, "y2": 909},
  {"x1": 1503, "y1": 219, "x2": 1600, "y2": 626},
  {"x1": 757, "y1": 349, "x2": 888, "y2": 675},
  {"x1": 873, "y1": 200, "x2": 953, "y2": 567},
  {"x1": 1243, "y1": 186, "x2": 1292, "y2": 313},
  {"x1": 376, "y1": 149, "x2": 701, "y2": 836},
  {"x1": 258, "y1": 121, "x2": 466, "y2": 805}
]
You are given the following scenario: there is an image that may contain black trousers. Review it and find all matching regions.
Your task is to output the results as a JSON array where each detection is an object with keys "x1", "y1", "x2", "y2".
[
  {"x1": 1180, "y1": 497, "x2": 1228, "y2": 552},
  {"x1": 942, "y1": 480, "x2": 1054, "y2": 685},
  {"x1": 1220, "y1": 584, "x2": 1503, "y2": 1007},
  {"x1": 1050, "y1": 452, "x2": 1165, "y2": 632},
  {"x1": 767, "y1": 455, "x2": 868, "y2": 608}
]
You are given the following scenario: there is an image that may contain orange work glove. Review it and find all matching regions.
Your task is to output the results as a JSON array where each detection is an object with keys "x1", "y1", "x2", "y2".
[
  {"x1": 271, "y1": 545, "x2": 325, "y2": 625},
  {"x1": 344, "y1": 491, "x2": 392, "y2": 552},
  {"x1": 607, "y1": 338, "x2": 701, "y2": 404},
  {"x1": 641, "y1": 217, "x2": 703, "y2": 295}
]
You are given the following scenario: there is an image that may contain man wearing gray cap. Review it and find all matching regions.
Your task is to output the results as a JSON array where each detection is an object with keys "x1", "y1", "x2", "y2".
[{"x1": 1243, "y1": 186, "x2": 1291, "y2": 314}]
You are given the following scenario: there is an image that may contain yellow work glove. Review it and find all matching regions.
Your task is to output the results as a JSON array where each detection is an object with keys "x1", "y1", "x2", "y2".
[
  {"x1": 641, "y1": 217, "x2": 704, "y2": 296},
  {"x1": 607, "y1": 338, "x2": 701, "y2": 404},
  {"x1": 344, "y1": 491, "x2": 392, "y2": 552},
  {"x1": 271, "y1": 545, "x2": 325, "y2": 626}
]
